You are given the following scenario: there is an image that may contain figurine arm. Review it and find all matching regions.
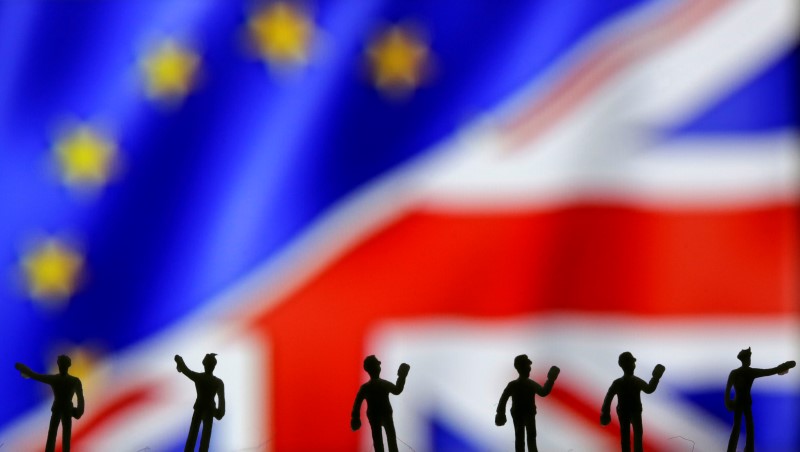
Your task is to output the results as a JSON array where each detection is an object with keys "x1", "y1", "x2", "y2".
[
  {"x1": 391, "y1": 363, "x2": 409, "y2": 395},
  {"x1": 724, "y1": 372, "x2": 734, "y2": 411},
  {"x1": 74, "y1": 379, "x2": 85, "y2": 419},
  {"x1": 642, "y1": 364, "x2": 665, "y2": 394},
  {"x1": 536, "y1": 365, "x2": 560, "y2": 397},
  {"x1": 495, "y1": 384, "x2": 511, "y2": 426},
  {"x1": 753, "y1": 361, "x2": 795, "y2": 378},
  {"x1": 351, "y1": 387, "x2": 365, "y2": 431},
  {"x1": 15, "y1": 363, "x2": 55, "y2": 384},
  {"x1": 214, "y1": 380, "x2": 225, "y2": 420},
  {"x1": 174, "y1": 355, "x2": 200, "y2": 381},
  {"x1": 497, "y1": 384, "x2": 511, "y2": 414},
  {"x1": 600, "y1": 382, "x2": 616, "y2": 425}
]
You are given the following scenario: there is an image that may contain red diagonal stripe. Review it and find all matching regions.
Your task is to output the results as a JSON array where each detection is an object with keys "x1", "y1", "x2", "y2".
[
  {"x1": 504, "y1": 0, "x2": 727, "y2": 147},
  {"x1": 548, "y1": 382, "x2": 667, "y2": 452}
]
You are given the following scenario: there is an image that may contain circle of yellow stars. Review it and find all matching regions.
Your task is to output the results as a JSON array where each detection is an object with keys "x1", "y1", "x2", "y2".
[{"x1": 20, "y1": 3, "x2": 434, "y2": 303}]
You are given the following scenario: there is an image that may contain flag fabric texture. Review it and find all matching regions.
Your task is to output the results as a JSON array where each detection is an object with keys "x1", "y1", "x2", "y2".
[{"x1": 0, "y1": 1, "x2": 797, "y2": 451}]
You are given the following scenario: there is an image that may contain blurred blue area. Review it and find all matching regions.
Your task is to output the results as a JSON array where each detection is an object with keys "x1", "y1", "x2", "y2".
[
  {"x1": 666, "y1": 46, "x2": 799, "y2": 137},
  {"x1": 682, "y1": 389, "x2": 800, "y2": 450},
  {"x1": 431, "y1": 417, "x2": 483, "y2": 452}
]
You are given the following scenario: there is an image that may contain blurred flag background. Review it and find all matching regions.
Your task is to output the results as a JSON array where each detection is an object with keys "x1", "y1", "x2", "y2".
[{"x1": 0, "y1": 0, "x2": 797, "y2": 451}]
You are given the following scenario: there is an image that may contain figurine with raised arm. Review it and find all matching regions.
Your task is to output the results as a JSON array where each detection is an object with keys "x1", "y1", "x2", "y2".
[
  {"x1": 351, "y1": 355, "x2": 410, "y2": 452},
  {"x1": 175, "y1": 353, "x2": 226, "y2": 452},
  {"x1": 495, "y1": 354, "x2": 560, "y2": 452},
  {"x1": 15, "y1": 355, "x2": 84, "y2": 452},
  {"x1": 600, "y1": 352, "x2": 665, "y2": 452},
  {"x1": 725, "y1": 347, "x2": 795, "y2": 452}
]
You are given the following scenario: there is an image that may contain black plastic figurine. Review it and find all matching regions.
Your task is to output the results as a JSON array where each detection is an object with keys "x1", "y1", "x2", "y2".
[
  {"x1": 725, "y1": 347, "x2": 795, "y2": 452},
  {"x1": 600, "y1": 352, "x2": 665, "y2": 452},
  {"x1": 495, "y1": 354, "x2": 559, "y2": 452},
  {"x1": 175, "y1": 353, "x2": 226, "y2": 452},
  {"x1": 15, "y1": 355, "x2": 85, "y2": 452},
  {"x1": 351, "y1": 355, "x2": 410, "y2": 452}
]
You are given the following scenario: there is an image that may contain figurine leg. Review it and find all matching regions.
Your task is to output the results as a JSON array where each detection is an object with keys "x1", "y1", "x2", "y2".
[
  {"x1": 631, "y1": 413, "x2": 643, "y2": 452},
  {"x1": 727, "y1": 409, "x2": 742, "y2": 452},
  {"x1": 184, "y1": 411, "x2": 202, "y2": 452},
  {"x1": 511, "y1": 414, "x2": 525, "y2": 452},
  {"x1": 61, "y1": 412, "x2": 73, "y2": 452},
  {"x1": 45, "y1": 412, "x2": 59, "y2": 452},
  {"x1": 524, "y1": 415, "x2": 537, "y2": 452},
  {"x1": 368, "y1": 417, "x2": 385, "y2": 452},
  {"x1": 384, "y1": 415, "x2": 399, "y2": 452},
  {"x1": 618, "y1": 414, "x2": 631, "y2": 452},
  {"x1": 743, "y1": 407, "x2": 754, "y2": 452},
  {"x1": 199, "y1": 412, "x2": 214, "y2": 452}
]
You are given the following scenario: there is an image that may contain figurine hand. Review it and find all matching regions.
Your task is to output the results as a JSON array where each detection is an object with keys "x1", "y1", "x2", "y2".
[
  {"x1": 174, "y1": 355, "x2": 183, "y2": 371},
  {"x1": 600, "y1": 412, "x2": 611, "y2": 426},
  {"x1": 725, "y1": 399, "x2": 734, "y2": 412},
  {"x1": 778, "y1": 360, "x2": 796, "y2": 375},
  {"x1": 214, "y1": 408, "x2": 225, "y2": 420},
  {"x1": 351, "y1": 417, "x2": 361, "y2": 431},
  {"x1": 653, "y1": 364, "x2": 665, "y2": 379},
  {"x1": 547, "y1": 365, "x2": 561, "y2": 380},
  {"x1": 73, "y1": 407, "x2": 83, "y2": 419},
  {"x1": 15, "y1": 363, "x2": 30, "y2": 379},
  {"x1": 398, "y1": 363, "x2": 410, "y2": 377},
  {"x1": 495, "y1": 413, "x2": 506, "y2": 426}
]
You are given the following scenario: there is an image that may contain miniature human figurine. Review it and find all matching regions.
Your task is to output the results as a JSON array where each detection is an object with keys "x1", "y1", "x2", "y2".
[
  {"x1": 495, "y1": 354, "x2": 560, "y2": 452},
  {"x1": 15, "y1": 355, "x2": 85, "y2": 452},
  {"x1": 175, "y1": 353, "x2": 226, "y2": 452},
  {"x1": 600, "y1": 352, "x2": 665, "y2": 452},
  {"x1": 725, "y1": 347, "x2": 795, "y2": 452},
  {"x1": 351, "y1": 355, "x2": 410, "y2": 452}
]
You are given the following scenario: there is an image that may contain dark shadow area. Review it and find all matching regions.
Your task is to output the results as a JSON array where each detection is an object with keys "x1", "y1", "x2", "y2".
[
  {"x1": 600, "y1": 352, "x2": 664, "y2": 452},
  {"x1": 15, "y1": 355, "x2": 84, "y2": 452},
  {"x1": 175, "y1": 353, "x2": 225, "y2": 452},
  {"x1": 725, "y1": 347, "x2": 795, "y2": 452},
  {"x1": 351, "y1": 355, "x2": 410, "y2": 452},
  {"x1": 495, "y1": 354, "x2": 560, "y2": 452}
]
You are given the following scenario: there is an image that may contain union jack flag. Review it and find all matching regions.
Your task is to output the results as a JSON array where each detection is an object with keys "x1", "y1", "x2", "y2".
[{"x1": 0, "y1": 1, "x2": 797, "y2": 451}]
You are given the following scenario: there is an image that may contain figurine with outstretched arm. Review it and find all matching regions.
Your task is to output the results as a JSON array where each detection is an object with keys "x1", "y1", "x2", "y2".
[
  {"x1": 725, "y1": 347, "x2": 794, "y2": 452},
  {"x1": 175, "y1": 353, "x2": 225, "y2": 452},
  {"x1": 15, "y1": 355, "x2": 84, "y2": 452}
]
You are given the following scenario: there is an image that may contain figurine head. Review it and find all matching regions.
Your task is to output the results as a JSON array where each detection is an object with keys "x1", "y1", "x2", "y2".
[
  {"x1": 737, "y1": 347, "x2": 751, "y2": 366},
  {"x1": 618, "y1": 352, "x2": 636, "y2": 373},
  {"x1": 363, "y1": 355, "x2": 381, "y2": 378},
  {"x1": 514, "y1": 354, "x2": 532, "y2": 376},
  {"x1": 56, "y1": 355, "x2": 71, "y2": 374},
  {"x1": 202, "y1": 353, "x2": 218, "y2": 372}
]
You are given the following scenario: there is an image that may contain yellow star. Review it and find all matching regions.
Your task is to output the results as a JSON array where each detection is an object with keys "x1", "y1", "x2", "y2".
[
  {"x1": 140, "y1": 39, "x2": 200, "y2": 100},
  {"x1": 54, "y1": 126, "x2": 117, "y2": 188},
  {"x1": 248, "y1": 2, "x2": 314, "y2": 66},
  {"x1": 367, "y1": 26, "x2": 429, "y2": 96},
  {"x1": 21, "y1": 239, "x2": 84, "y2": 304}
]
